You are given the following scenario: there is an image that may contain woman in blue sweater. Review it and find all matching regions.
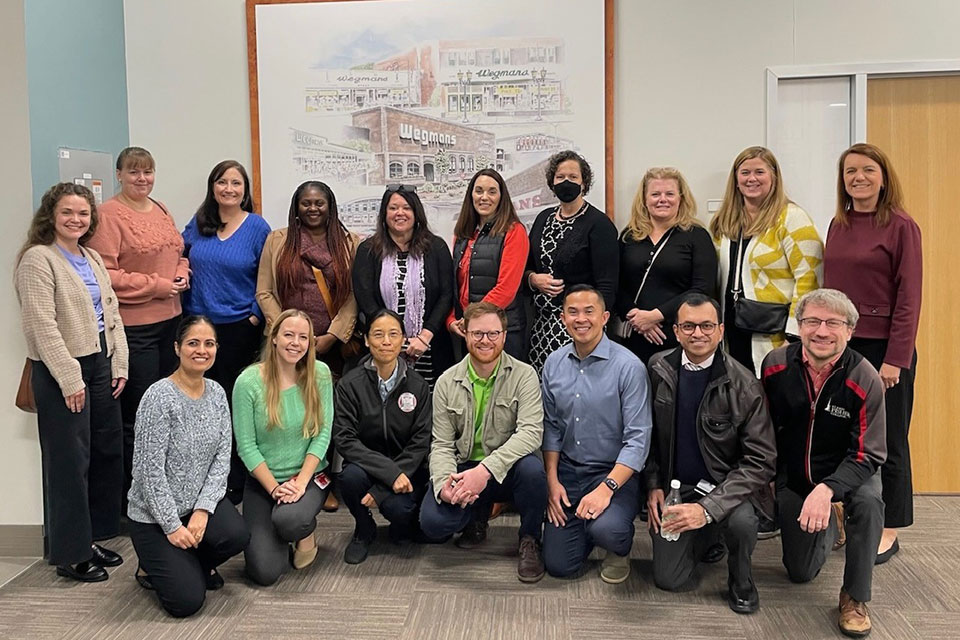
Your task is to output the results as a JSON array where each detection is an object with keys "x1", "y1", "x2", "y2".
[{"x1": 183, "y1": 160, "x2": 271, "y2": 502}]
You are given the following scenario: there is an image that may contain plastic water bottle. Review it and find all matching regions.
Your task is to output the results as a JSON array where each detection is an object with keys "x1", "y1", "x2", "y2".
[{"x1": 660, "y1": 479, "x2": 682, "y2": 542}]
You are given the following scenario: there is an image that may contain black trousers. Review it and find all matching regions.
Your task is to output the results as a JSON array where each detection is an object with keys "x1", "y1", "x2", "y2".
[
  {"x1": 33, "y1": 333, "x2": 122, "y2": 565},
  {"x1": 339, "y1": 462, "x2": 428, "y2": 541},
  {"x1": 121, "y1": 316, "x2": 180, "y2": 508},
  {"x1": 129, "y1": 498, "x2": 249, "y2": 618},
  {"x1": 850, "y1": 337, "x2": 916, "y2": 528},
  {"x1": 650, "y1": 498, "x2": 758, "y2": 592},
  {"x1": 778, "y1": 473, "x2": 883, "y2": 603},
  {"x1": 207, "y1": 318, "x2": 263, "y2": 499}
]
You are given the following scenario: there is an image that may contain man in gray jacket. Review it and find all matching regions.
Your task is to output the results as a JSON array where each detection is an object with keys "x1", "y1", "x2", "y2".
[
  {"x1": 419, "y1": 301, "x2": 547, "y2": 583},
  {"x1": 644, "y1": 293, "x2": 776, "y2": 614}
]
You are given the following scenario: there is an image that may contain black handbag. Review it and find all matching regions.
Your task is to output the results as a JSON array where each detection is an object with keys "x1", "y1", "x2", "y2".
[{"x1": 730, "y1": 233, "x2": 789, "y2": 335}]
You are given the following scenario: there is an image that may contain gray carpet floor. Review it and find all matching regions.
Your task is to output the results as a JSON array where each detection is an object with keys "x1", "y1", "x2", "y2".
[{"x1": 0, "y1": 495, "x2": 957, "y2": 639}]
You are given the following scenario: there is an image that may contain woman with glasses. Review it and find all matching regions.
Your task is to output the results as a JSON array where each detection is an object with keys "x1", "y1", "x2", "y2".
[
  {"x1": 824, "y1": 143, "x2": 922, "y2": 563},
  {"x1": 616, "y1": 167, "x2": 717, "y2": 365},
  {"x1": 710, "y1": 146, "x2": 823, "y2": 376},
  {"x1": 352, "y1": 185, "x2": 453, "y2": 388},
  {"x1": 449, "y1": 169, "x2": 529, "y2": 360},
  {"x1": 526, "y1": 150, "x2": 618, "y2": 373}
]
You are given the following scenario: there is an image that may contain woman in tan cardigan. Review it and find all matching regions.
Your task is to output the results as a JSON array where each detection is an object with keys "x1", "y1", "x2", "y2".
[
  {"x1": 256, "y1": 180, "x2": 358, "y2": 511},
  {"x1": 15, "y1": 183, "x2": 129, "y2": 582}
]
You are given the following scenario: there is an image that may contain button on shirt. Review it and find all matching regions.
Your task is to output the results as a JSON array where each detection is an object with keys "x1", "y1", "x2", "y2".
[{"x1": 541, "y1": 334, "x2": 653, "y2": 472}]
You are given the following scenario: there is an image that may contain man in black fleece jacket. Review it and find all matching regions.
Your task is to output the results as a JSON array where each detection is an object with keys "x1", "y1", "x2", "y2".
[{"x1": 762, "y1": 289, "x2": 886, "y2": 639}]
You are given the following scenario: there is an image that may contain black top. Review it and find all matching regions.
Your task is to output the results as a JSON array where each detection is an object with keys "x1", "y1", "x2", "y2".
[
  {"x1": 351, "y1": 234, "x2": 454, "y2": 376},
  {"x1": 525, "y1": 203, "x2": 619, "y2": 310},
  {"x1": 724, "y1": 236, "x2": 755, "y2": 375},
  {"x1": 332, "y1": 357, "x2": 432, "y2": 504},
  {"x1": 674, "y1": 366, "x2": 713, "y2": 486},
  {"x1": 616, "y1": 224, "x2": 717, "y2": 322}
]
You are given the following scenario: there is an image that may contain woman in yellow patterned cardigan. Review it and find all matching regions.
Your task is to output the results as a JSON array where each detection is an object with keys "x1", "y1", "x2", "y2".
[{"x1": 711, "y1": 146, "x2": 823, "y2": 376}]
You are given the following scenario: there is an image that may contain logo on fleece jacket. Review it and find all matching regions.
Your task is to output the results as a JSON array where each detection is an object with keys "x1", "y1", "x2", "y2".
[{"x1": 824, "y1": 399, "x2": 851, "y2": 420}]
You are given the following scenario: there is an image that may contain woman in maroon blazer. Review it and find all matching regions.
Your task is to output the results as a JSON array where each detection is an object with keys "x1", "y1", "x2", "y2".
[{"x1": 823, "y1": 143, "x2": 922, "y2": 564}]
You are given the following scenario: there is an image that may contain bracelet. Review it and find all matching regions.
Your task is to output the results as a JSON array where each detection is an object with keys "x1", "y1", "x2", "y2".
[
  {"x1": 269, "y1": 485, "x2": 281, "y2": 499},
  {"x1": 413, "y1": 335, "x2": 429, "y2": 348}
]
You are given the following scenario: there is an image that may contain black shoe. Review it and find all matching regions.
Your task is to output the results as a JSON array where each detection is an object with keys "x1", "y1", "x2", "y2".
[
  {"x1": 135, "y1": 565, "x2": 154, "y2": 590},
  {"x1": 206, "y1": 568, "x2": 224, "y2": 591},
  {"x1": 757, "y1": 515, "x2": 780, "y2": 540},
  {"x1": 226, "y1": 487, "x2": 244, "y2": 506},
  {"x1": 727, "y1": 580, "x2": 760, "y2": 614},
  {"x1": 90, "y1": 544, "x2": 123, "y2": 568},
  {"x1": 455, "y1": 520, "x2": 488, "y2": 549},
  {"x1": 344, "y1": 536, "x2": 372, "y2": 564},
  {"x1": 56, "y1": 561, "x2": 108, "y2": 583},
  {"x1": 875, "y1": 537, "x2": 900, "y2": 565},
  {"x1": 701, "y1": 541, "x2": 726, "y2": 564}
]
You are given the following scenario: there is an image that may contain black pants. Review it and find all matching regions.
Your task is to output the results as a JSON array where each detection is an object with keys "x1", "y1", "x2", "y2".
[
  {"x1": 419, "y1": 454, "x2": 546, "y2": 542},
  {"x1": 242, "y1": 475, "x2": 327, "y2": 586},
  {"x1": 778, "y1": 473, "x2": 883, "y2": 603},
  {"x1": 651, "y1": 498, "x2": 758, "y2": 591},
  {"x1": 33, "y1": 334, "x2": 123, "y2": 565},
  {"x1": 121, "y1": 316, "x2": 180, "y2": 508},
  {"x1": 339, "y1": 463, "x2": 428, "y2": 541},
  {"x1": 207, "y1": 318, "x2": 263, "y2": 499},
  {"x1": 850, "y1": 337, "x2": 916, "y2": 528},
  {"x1": 129, "y1": 498, "x2": 249, "y2": 618}
]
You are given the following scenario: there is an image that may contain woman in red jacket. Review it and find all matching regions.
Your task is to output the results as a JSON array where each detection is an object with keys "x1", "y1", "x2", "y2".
[{"x1": 824, "y1": 143, "x2": 922, "y2": 564}]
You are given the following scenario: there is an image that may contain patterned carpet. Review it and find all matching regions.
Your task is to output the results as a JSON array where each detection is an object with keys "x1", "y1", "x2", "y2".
[{"x1": 0, "y1": 496, "x2": 957, "y2": 639}]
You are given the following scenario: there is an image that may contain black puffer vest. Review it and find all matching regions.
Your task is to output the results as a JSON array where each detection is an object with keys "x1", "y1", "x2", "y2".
[{"x1": 453, "y1": 222, "x2": 525, "y2": 332}]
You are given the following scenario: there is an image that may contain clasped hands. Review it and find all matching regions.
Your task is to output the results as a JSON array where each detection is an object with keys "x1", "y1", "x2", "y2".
[
  {"x1": 546, "y1": 480, "x2": 613, "y2": 527},
  {"x1": 626, "y1": 308, "x2": 666, "y2": 345},
  {"x1": 438, "y1": 464, "x2": 491, "y2": 508},
  {"x1": 361, "y1": 472, "x2": 414, "y2": 509},
  {"x1": 166, "y1": 509, "x2": 209, "y2": 549}
]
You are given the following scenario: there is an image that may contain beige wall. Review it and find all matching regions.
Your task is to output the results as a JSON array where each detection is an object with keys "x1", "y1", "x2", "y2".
[{"x1": 0, "y1": 0, "x2": 43, "y2": 525}]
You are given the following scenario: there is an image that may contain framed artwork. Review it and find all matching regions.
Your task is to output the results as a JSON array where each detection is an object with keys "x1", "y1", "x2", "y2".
[{"x1": 246, "y1": 0, "x2": 614, "y2": 238}]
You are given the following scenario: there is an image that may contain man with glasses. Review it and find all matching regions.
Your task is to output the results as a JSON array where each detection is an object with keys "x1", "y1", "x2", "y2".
[
  {"x1": 644, "y1": 293, "x2": 776, "y2": 613},
  {"x1": 761, "y1": 288, "x2": 886, "y2": 638},
  {"x1": 541, "y1": 285, "x2": 652, "y2": 584},
  {"x1": 419, "y1": 301, "x2": 547, "y2": 582}
]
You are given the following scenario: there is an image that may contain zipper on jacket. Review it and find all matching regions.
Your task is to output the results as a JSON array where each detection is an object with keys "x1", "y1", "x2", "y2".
[{"x1": 803, "y1": 367, "x2": 841, "y2": 486}]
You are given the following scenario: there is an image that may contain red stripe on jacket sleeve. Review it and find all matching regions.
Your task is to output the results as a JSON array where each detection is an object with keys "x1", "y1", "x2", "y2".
[
  {"x1": 845, "y1": 378, "x2": 868, "y2": 462},
  {"x1": 762, "y1": 363, "x2": 787, "y2": 380}
]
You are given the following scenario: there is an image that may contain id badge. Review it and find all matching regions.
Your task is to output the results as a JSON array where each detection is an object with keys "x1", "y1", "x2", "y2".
[
  {"x1": 313, "y1": 471, "x2": 331, "y2": 490},
  {"x1": 694, "y1": 479, "x2": 716, "y2": 497}
]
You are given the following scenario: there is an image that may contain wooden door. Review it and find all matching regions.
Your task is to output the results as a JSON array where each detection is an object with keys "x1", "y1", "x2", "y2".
[{"x1": 868, "y1": 75, "x2": 960, "y2": 493}]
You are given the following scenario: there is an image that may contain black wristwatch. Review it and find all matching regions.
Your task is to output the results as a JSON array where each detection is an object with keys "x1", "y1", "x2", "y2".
[{"x1": 603, "y1": 477, "x2": 620, "y2": 492}]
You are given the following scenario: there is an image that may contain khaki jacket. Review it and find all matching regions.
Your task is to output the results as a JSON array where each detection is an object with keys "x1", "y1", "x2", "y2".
[
  {"x1": 255, "y1": 227, "x2": 360, "y2": 342},
  {"x1": 429, "y1": 352, "x2": 543, "y2": 500}
]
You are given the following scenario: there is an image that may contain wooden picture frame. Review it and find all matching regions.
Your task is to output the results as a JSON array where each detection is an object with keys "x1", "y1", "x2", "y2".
[{"x1": 246, "y1": 0, "x2": 615, "y2": 227}]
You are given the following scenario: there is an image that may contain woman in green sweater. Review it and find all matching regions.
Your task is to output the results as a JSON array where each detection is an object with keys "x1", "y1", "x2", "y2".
[{"x1": 232, "y1": 308, "x2": 333, "y2": 585}]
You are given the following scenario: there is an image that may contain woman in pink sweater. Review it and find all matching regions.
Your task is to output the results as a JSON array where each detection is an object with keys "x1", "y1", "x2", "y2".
[
  {"x1": 824, "y1": 143, "x2": 922, "y2": 564},
  {"x1": 88, "y1": 146, "x2": 190, "y2": 507}
]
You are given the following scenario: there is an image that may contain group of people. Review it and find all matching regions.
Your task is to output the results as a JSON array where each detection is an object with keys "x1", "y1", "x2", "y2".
[{"x1": 15, "y1": 142, "x2": 920, "y2": 637}]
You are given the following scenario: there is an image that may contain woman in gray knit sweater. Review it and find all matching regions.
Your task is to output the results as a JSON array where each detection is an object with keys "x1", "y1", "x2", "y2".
[{"x1": 127, "y1": 316, "x2": 249, "y2": 617}]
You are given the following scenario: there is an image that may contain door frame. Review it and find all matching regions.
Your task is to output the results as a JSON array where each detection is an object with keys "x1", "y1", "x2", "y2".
[{"x1": 765, "y1": 60, "x2": 960, "y2": 146}]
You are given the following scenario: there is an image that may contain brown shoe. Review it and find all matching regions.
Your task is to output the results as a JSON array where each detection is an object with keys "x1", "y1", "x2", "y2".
[
  {"x1": 517, "y1": 535, "x2": 544, "y2": 583},
  {"x1": 489, "y1": 502, "x2": 505, "y2": 520},
  {"x1": 838, "y1": 590, "x2": 872, "y2": 637},
  {"x1": 833, "y1": 502, "x2": 846, "y2": 550},
  {"x1": 323, "y1": 492, "x2": 340, "y2": 512}
]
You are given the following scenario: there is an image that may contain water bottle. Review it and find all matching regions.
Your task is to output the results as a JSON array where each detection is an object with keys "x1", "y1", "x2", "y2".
[{"x1": 660, "y1": 479, "x2": 682, "y2": 542}]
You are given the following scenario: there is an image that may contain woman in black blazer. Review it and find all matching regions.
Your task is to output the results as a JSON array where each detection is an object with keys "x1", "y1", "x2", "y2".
[
  {"x1": 616, "y1": 167, "x2": 717, "y2": 364},
  {"x1": 352, "y1": 185, "x2": 453, "y2": 387},
  {"x1": 525, "y1": 150, "x2": 618, "y2": 372}
]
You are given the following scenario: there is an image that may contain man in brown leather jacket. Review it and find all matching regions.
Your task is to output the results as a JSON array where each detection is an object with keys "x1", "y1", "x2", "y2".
[{"x1": 643, "y1": 293, "x2": 776, "y2": 614}]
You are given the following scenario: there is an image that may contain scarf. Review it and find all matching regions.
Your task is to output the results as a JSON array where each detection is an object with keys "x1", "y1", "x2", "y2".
[{"x1": 380, "y1": 250, "x2": 425, "y2": 338}]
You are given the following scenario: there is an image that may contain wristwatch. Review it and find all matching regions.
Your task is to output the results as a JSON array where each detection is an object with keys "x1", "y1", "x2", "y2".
[
  {"x1": 701, "y1": 505, "x2": 714, "y2": 525},
  {"x1": 603, "y1": 477, "x2": 620, "y2": 492}
]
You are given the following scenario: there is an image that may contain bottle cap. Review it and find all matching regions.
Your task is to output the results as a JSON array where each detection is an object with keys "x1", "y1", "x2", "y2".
[{"x1": 670, "y1": 479, "x2": 681, "y2": 489}]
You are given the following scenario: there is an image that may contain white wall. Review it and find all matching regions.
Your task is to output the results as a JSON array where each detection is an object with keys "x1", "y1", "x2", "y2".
[
  {"x1": 125, "y1": 0, "x2": 960, "y2": 230},
  {"x1": 0, "y1": 0, "x2": 43, "y2": 525}
]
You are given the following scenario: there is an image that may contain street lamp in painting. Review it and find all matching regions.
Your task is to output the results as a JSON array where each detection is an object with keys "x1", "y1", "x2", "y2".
[
  {"x1": 457, "y1": 70, "x2": 473, "y2": 123},
  {"x1": 533, "y1": 68, "x2": 547, "y2": 121}
]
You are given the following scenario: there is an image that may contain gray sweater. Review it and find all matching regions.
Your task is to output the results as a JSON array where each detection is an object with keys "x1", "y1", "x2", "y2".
[{"x1": 127, "y1": 378, "x2": 232, "y2": 534}]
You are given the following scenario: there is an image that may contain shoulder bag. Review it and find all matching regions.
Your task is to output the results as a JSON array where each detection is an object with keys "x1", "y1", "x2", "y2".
[
  {"x1": 610, "y1": 228, "x2": 675, "y2": 340},
  {"x1": 730, "y1": 232, "x2": 790, "y2": 335}
]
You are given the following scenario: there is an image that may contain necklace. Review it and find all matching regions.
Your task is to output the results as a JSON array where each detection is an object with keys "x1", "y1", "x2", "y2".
[
  {"x1": 171, "y1": 370, "x2": 205, "y2": 398},
  {"x1": 556, "y1": 201, "x2": 588, "y2": 222}
]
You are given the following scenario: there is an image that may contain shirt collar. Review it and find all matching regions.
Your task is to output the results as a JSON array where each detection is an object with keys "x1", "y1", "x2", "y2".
[
  {"x1": 566, "y1": 333, "x2": 612, "y2": 363},
  {"x1": 467, "y1": 357, "x2": 500, "y2": 386},
  {"x1": 681, "y1": 349, "x2": 716, "y2": 371},
  {"x1": 801, "y1": 348, "x2": 843, "y2": 373}
]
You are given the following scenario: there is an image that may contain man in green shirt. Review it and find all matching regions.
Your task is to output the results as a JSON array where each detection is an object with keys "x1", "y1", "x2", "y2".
[{"x1": 421, "y1": 301, "x2": 547, "y2": 583}]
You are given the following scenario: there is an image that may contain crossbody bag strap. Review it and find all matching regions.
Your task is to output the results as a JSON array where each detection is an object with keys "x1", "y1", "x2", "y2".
[
  {"x1": 732, "y1": 230, "x2": 746, "y2": 302},
  {"x1": 632, "y1": 227, "x2": 676, "y2": 305},
  {"x1": 311, "y1": 266, "x2": 338, "y2": 317}
]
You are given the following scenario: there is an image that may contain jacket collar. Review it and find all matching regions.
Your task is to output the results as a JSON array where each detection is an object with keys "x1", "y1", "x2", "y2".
[
  {"x1": 360, "y1": 353, "x2": 408, "y2": 383},
  {"x1": 452, "y1": 350, "x2": 515, "y2": 389},
  {"x1": 660, "y1": 346, "x2": 729, "y2": 385}
]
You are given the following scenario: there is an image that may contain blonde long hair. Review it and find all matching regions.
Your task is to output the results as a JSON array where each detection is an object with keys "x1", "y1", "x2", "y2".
[
  {"x1": 624, "y1": 167, "x2": 700, "y2": 242},
  {"x1": 259, "y1": 309, "x2": 322, "y2": 438},
  {"x1": 834, "y1": 143, "x2": 904, "y2": 228},
  {"x1": 710, "y1": 146, "x2": 792, "y2": 240}
]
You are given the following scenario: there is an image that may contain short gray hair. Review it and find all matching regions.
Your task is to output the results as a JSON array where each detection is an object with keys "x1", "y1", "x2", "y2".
[{"x1": 795, "y1": 288, "x2": 859, "y2": 328}]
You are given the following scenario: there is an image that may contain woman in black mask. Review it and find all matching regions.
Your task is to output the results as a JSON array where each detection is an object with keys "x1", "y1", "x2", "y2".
[{"x1": 525, "y1": 150, "x2": 618, "y2": 372}]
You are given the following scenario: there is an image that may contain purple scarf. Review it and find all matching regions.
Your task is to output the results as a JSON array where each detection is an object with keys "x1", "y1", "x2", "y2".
[{"x1": 380, "y1": 251, "x2": 425, "y2": 338}]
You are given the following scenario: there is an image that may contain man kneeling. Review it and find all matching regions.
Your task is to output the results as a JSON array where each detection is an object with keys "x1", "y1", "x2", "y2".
[{"x1": 645, "y1": 293, "x2": 776, "y2": 614}]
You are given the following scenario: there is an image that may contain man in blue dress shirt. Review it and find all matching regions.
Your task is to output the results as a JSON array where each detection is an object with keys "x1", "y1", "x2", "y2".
[{"x1": 540, "y1": 284, "x2": 653, "y2": 583}]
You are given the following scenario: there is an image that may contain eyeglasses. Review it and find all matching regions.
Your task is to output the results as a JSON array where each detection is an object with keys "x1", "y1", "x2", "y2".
[
  {"x1": 799, "y1": 317, "x2": 849, "y2": 330},
  {"x1": 467, "y1": 329, "x2": 504, "y2": 342},
  {"x1": 676, "y1": 322, "x2": 718, "y2": 335},
  {"x1": 385, "y1": 184, "x2": 417, "y2": 194}
]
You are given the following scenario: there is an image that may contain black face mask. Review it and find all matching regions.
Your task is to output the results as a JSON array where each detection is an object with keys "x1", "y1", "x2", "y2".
[{"x1": 552, "y1": 179, "x2": 581, "y2": 203}]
